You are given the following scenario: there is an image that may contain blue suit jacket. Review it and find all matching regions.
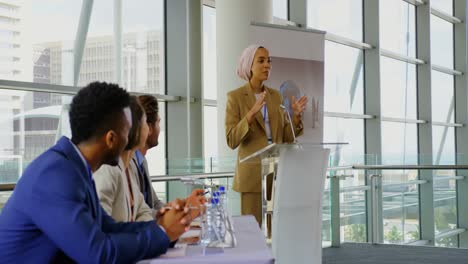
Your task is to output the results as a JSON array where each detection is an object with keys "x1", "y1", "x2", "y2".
[{"x1": 0, "y1": 137, "x2": 170, "y2": 263}]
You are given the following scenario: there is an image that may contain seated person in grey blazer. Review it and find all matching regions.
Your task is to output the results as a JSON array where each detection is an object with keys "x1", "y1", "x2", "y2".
[
  {"x1": 134, "y1": 95, "x2": 206, "y2": 220},
  {"x1": 132, "y1": 95, "x2": 164, "y2": 212}
]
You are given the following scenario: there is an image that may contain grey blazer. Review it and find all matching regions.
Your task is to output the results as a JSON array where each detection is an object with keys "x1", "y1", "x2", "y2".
[{"x1": 131, "y1": 154, "x2": 165, "y2": 213}]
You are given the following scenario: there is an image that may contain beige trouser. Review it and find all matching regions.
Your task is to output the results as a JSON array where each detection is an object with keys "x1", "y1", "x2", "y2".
[{"x1": 241, "y1": 192, "x2": 262, "y2": 226}]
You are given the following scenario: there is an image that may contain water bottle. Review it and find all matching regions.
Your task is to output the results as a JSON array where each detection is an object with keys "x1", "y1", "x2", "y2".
[
  {"x1": 200, "y1": 198, "x2": 225, "y2": 246},
  {"x1": 200, "y1": 202, "x2": 218, "y2": 246},
  {"x1": 219, "y1": 186, "x2": 227, "y2": 210},
  {"x1": 212, "y1": 197, "x2": 226, "y2": 242},
  {"x1": 212, "y1": 191, "x2": 223, "y2": 217},
  {"x1": 218, "y1": 186, "x2": 234, "y2": 232}
]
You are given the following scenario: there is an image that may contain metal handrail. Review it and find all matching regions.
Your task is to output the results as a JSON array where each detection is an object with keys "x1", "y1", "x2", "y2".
[
  {"x1": 328, "y1": 165, "x2": 353, "y2": 171},
  {"x1": 0, "y1": 183, "x2": 15, "y2": 192},
  {"x1": 0, "y1": 79, "x2": 182, "y2": 102},
  {"x1": 433, "y1": 176, "x2": 465, "y2": 181},
  {"x1": 339, "y1": 185, "x2": 371, "y2": 193},
  {"x1": 381, "y1": 180, "x2": 428, "y2": 188},
  {"x1": 352, "y1": 164, "x2": 468, "y2": 170},
  {"x1": 2, "y1": 164, "x2": 467, "y2": 191},
  {"x1": 0, "y1": 172, "x2": 236, "y2": 191},
  {"x1": 435, "y1": 228, "x2": 467, "y2": 240},
  {"x1": 151, "y1": 165, "x2": 350, "y2": 182},
  {"x1": 149, "y1": 172, "x2": 234, "y2": 182}
]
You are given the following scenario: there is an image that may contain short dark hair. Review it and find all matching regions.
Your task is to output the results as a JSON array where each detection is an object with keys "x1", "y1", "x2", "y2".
[
  {"x1": 69, "y1": 82, "x2": 130, "y2": 145},
  {"x1": 137, "y1": 95, "x2": 159, "y2": 124},
  {"x1": 125, "y1": 96, "x2": 145, "y2": 150}
]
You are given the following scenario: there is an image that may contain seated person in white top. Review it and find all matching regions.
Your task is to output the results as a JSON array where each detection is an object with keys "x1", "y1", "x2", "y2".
[{"x1": 94, "y1": 96, "x2": 154, "y2": 222}]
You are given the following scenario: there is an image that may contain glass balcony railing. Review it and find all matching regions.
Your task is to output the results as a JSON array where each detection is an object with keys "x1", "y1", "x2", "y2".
[{"x1": 1, "y1": 154, "x2": 467, "y2": 249}]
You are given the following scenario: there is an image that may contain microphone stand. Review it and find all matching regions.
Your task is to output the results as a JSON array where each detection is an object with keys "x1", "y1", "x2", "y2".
[{"x1": 280, "y1": 105, "x2": 297, "y2": 143}]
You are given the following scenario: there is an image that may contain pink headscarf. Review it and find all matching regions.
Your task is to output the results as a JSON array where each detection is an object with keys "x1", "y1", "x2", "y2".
[{"x1": 236, "y1": 44, "x2": 263, "y2": 81}]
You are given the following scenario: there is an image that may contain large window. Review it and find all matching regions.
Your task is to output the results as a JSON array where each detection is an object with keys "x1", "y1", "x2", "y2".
[
  {"x1": 202, "y1": 5, "x2": 216, "y2": 101},
  {"x1": 324, "y1": 42, "x2": 364, "y2": 115},
  {"x1": 431, "y1": 71, "x2": 454, "y2": 123},
  {"x1": 0, "y1": 91, "x2": 72, "y2": 183},
  {"x1": 307, "y1": 0, "x2": 363, "y2": 41},
  {"x1": 323, "y1": 41, "x2": 365, "y2": 165},
  {"x1": 198, "y1": 0, "x2": 463, "y2": 249},
  {"x1": 309, "y1": 0, "x2": 366, "y2": 244},
  {"x1": 380, "y1": 58, "x2": 417, "y2": 120},
  {"x1": 0, "y1": 0, "x2": 166, "y2": 184},
  {"x1": 78, "y1": 0, "x2": 113, "y2": 86},
  {"x1": 200, "y1": 4, "x2": 240, "y2": 217},
  {"x1": 324, "y1": 117, "x2": 364, "y2": 165},
  {"x1": 433, "y1": 125, "x2": 457, "y2": 240},
  {"x1": 380, "y1": 57, "x2": 418, "y2": 169},
  {"x1": 310, "y1": 0, "x2": 463, "y2": 247},
  {"x1": 380, "y1": 0, "x2": 416, "y2": 57},
  {"x1": 379, "y1": 2, "x2": 419, "y2": 244},
  {"x1": 429, "y1": 0, "x2": 458, "y2": 248},
  {"x1": 322, "y1": 39, "x2": 366, "y2": 244},
  {"x1": 381, "y1": 122, "x2": 418, "y2": 166},
  {"x1": 431, "y1": 69, "x2": 456, "y2": 241},
  {"x1": 79, "y1": 0, "x2": 165, "y2": 94},
  {"x1": 431, "y1": 15, "x2": 454, "y2": 69},
  {"x1": 273, "y1": 0, "x2": 288, "y2": 20},
  {"x1": 203, "y1": 105, "x2": 218, "y2": 163},
  {"x1": 431, "y1": 0, "x2": 453, "y2": 15},
  {"x1": 381, "y1": 121, "x2": 420, "y2": 244},
  {"x1": 2, "y1": 0, "x2": 461, "y2": 249},
  {"x1": 146, "y1": 101, "x2": 166, "y2": 177},
  {"x1": 202, "y1": 4, "x2": 217, "y2": 163},
  {"x1": 0, "y1": 0, "x2": 81, "y2": 83}
]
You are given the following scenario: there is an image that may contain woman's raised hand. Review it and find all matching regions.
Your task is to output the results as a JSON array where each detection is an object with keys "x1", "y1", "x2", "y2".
[
  {"x1": 247, "y1": 90, "x2": 266, "y2": 124},
  {"x1": 291, "y1": 95, "x2": 308, "y2": 117}
]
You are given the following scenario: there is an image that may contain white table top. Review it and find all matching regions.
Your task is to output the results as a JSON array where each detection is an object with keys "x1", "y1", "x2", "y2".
[{"x1": 138, "y1": 215, "x2": 274, "y2": 264}]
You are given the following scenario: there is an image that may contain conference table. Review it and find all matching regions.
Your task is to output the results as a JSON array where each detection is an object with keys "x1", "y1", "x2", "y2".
[{"x1": 138, "y1": 215, "x2": 274, "y2": 264}]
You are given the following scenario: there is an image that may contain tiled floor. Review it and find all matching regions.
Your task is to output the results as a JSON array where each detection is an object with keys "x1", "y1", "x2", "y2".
[{"x1": 322, "y1": 243, "x2": 468, "y2": 264}]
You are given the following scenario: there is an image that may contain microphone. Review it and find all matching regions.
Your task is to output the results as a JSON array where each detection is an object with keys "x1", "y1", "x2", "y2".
[{"x1": 280, "y1": 105, "x2": 296, "y2": 143}]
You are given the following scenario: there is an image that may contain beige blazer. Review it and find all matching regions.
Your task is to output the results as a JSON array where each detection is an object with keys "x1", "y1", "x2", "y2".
[
  {"x1": 225, "y1": 83, "x2": 303, "y2": 193},
  {"x1": 94, "y1": 158, "x2": 154, "y2": 222}
]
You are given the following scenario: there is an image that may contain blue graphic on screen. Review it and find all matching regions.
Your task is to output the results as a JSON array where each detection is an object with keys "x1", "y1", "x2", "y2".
[{"x1": 279, "y1": 80, "x2": 302, "y2": 116}]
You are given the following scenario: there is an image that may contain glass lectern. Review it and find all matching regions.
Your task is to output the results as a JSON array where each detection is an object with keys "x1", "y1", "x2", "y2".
[{"x1": 241, "y1": 143, "x2": 339, "y2": 264}]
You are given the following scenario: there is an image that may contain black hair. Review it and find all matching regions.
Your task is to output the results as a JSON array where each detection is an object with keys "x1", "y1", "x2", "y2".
[
  {"x1": 69, "y1": 81, "x2": 131, "y2": 145},
  {"x1": 125, "y1": 96, "x2": 145, "y2": 150},
  {"x1": 137, "y1": 95, "x2": 159, "y2": 124}
]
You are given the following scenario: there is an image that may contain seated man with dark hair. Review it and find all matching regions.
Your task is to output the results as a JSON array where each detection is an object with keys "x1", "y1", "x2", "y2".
[
  {"x1": 134, "y1": 95, "x2": 206, "y2": 219},
  {"x1": 0, "y1": 82, "x2": 189, "y2": 263},
  {"x1": 133, "y1": 94, "x2": 165, "y2": 211}
]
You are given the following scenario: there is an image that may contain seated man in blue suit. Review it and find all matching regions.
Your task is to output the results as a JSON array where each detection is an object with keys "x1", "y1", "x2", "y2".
[{"x1": 0, "y1": 82, "x2": 190, "y2": 263}]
